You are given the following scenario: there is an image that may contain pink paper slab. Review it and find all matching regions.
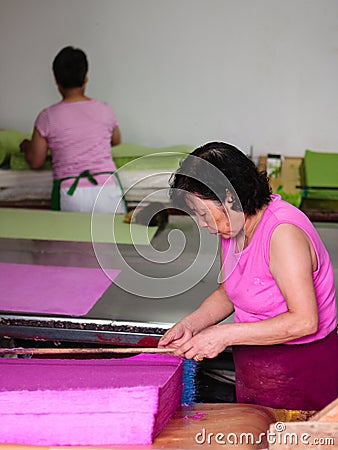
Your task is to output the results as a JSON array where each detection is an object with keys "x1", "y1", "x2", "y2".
[
  {"x1": 0, "y1": 354, "x2": 183, "y2": 446},
  {"x1": 0, "y1": 262, "x2": 120, "y2": 316}
]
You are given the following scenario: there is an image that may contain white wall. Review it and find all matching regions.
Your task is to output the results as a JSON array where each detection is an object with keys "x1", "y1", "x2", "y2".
[{"x1": 1, "y1": 0, "x2": 338, "y2": 158}]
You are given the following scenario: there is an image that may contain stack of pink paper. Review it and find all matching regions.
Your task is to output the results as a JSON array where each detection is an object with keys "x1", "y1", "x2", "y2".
[{"x1": 0, "y1": 354, "x2": 183, "y2": 446}]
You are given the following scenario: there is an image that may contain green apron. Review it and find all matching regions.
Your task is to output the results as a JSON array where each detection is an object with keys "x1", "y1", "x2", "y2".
[{"x1": 51, "y1": 169, "x2": 128, "y2": 212}]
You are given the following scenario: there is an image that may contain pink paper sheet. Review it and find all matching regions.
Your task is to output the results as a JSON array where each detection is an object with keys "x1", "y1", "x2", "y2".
[
  {"x1": 0, "y1": 262, "x2": 119, "y2": 316},
  {"x1": 0, "y1": 354, "x2": 183, "y2": 446}
]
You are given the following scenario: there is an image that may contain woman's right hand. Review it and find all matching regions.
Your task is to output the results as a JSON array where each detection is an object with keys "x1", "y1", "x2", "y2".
[{"x1": 158, "y1": 320, "x2": 194, "y2": 349}]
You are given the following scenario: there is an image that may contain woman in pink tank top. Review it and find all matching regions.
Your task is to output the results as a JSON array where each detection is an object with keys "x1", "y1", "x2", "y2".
[{"x1": 159, "y1": 142, "x2": 337, "y2": 411}]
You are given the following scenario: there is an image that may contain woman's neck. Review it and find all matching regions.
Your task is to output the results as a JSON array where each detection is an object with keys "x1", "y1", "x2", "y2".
[
  {"x1": 239, "y1": 206, "x2": 267, "y2": 250},
  {"x1": 60, "y1": 87, "x2": 89, "y2": 102}
]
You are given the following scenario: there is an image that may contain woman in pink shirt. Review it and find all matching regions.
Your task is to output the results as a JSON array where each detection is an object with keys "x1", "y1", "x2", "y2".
[
  {"x1": 20, "y1": 46, "x2": 126, "y2": 213},
  {"x1": 159, "y1": 141, "x2": 337, "y2": 411}
]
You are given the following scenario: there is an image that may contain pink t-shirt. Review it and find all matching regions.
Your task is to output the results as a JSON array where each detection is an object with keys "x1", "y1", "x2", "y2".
[
  {"x1": 222, "y1": 195, "x2": 337, "y2": 344},
  {"x1": 35, "y1": 99, "x2": 118, "y2": 183}
]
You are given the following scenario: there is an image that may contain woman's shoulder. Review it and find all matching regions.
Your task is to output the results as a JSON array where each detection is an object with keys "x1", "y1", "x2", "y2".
[
  {"x1": 266, "y1": 194, "x2": 309, "y2": 224},
  {"x1": 88, "y1": 98, "x2": 112, "y2": 109},
  {"x1": 85, "y1": 98, "x2": 116, "y2": 117},
  {"x1": 36, "y1": 101, "x2": 65, "y2": 117},
  {"x1": 263, "y1": 195, "x2": 318, "y2": 243}
]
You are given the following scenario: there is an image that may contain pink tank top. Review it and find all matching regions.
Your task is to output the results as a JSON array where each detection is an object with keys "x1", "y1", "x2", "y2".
[{"x1": 222, "y1": 195, "x2": 337, "y2": 344}]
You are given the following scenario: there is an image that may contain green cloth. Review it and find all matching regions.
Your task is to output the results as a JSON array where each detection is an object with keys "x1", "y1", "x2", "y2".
[
  {"x1": 0, "y1": 128, "x2": 51, "y2": 169},
  {"x1": 8, "y1": 141, "x2": 193, "y2": 171},
  {"x1": 0, "y1": 129, "x2": 27, "y2": 166},
  {"x1": 0, "y1": 208, "x2": 158, "y2": 245},
  {"x1": 302, "y1": 150, "x2": 338, "y2": 200},
  {"x1": 10, "y1": 152, "x2": 52, "y2": 170},
  {"x1": 111, "y1": 143, "x2": 193, "y2": 170},
  {"x1": 276, "y1": 186, "x2": 302, "y2": 208}
]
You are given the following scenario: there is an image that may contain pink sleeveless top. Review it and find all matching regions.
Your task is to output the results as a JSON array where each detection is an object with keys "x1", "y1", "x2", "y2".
[
  {"x1": 222, "y1": 195, "x2": 337, "y2": 344},
  {"x1": 35, "y1": 98, "x2": 118, "y2": 184}
]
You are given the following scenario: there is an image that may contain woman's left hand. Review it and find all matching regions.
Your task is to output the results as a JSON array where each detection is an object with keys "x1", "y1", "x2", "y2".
[
  {"x1": 19, "y1": 139, "x2": 30, "y2": 153},
  {"x1": 173, "y1": 324, "x2": 230, "y2": 360}
]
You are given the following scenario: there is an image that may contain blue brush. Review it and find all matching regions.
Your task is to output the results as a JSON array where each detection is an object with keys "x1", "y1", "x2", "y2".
[{"x1": 181, "y1": 359, "x2": 198, "y2": 405}]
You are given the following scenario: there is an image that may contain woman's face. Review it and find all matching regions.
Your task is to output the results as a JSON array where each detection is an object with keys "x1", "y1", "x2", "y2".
[{"x1": 186, "y1": 194, "x2": 244, "y2": 239}]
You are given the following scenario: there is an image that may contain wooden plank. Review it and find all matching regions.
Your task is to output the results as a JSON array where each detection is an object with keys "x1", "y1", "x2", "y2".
[
  {"x1": 311, "y1": 397, "x2": 338, "y2": 422},
  {"x1": 269, "y1": 398, "x2": 338, "y2": 449},
  {"x1": 258, "y1": 156, "x2": 303, "y2": 194},
  {"x1": 0, "y1": 347, "x2": 175, "y2": 356}
]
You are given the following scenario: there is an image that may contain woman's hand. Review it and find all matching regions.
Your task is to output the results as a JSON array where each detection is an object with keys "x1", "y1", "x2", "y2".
[
  {"x1": 19, "y1": 128, "x2": 48, "y2": 169},
  {"x1": 158, "y1": 319, "x2": 194, "y2": 349},
  {"x1": 173, "y1": 324, "x2": 229, "y2": 360},
  {"x1": 19, "y1": 139, "x2": 30, "y2": 153}
]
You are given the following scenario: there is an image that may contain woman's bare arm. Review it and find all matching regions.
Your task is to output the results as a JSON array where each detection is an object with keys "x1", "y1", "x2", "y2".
[
  {"x1": 173, "y1": 224, "x2": 319, "y2": 359},
  {"x1": 20, "y1": 128, "x2": 48, "y2": 169}
]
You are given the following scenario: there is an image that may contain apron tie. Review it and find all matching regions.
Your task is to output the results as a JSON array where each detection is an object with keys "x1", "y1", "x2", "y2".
[
  {"x1": 51, "y1": 170, "x2": 128, "y2": 212},
  {"x1": 66, "y1": 170, "x2": 98, "y2": 196}
]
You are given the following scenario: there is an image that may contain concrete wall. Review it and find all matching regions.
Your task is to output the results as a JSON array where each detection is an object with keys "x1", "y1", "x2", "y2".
[{"x1": 1, "y1": 0, "x2": 338, "y2": 158}]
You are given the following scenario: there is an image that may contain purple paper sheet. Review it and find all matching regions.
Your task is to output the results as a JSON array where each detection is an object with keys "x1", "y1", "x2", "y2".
[
  {"x1": 0, "y1": 355, "x2": 183, "y2": 446},
  {"x1": 0, "y1": 262, "x2": 120, "y2": 316}
]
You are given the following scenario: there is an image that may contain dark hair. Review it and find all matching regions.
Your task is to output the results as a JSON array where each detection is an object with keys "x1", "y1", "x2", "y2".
[
  {"x1": 170, "y1": 142, "x2": 271, "y2": 216},
  {"x1": 52, "y1": 46, "x2": 88, "y2": 89}
]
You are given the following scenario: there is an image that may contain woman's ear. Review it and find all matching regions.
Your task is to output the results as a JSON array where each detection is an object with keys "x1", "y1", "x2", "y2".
[{"x1": 225, "y1": 188, "x2": 235, "y2": 204}]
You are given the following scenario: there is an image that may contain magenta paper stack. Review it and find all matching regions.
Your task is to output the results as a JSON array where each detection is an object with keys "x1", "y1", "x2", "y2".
[{"x1": 0, "y1": 354, "x2": 183, "y2": 446}]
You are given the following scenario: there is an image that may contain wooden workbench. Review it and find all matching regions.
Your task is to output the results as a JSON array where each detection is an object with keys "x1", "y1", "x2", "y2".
[
  {"x1": 0, "y1": 403, "x2": 278, "y2": 449},
  {"x1": 1, "y1": 400, "x2": 337, "y2": 450}
]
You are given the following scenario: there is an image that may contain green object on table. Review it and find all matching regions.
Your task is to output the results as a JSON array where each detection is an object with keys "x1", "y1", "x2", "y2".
[
  {"x1": 0, "y1": 129, "x2": 27, "y2": 166},
  {"x1": 0, "y1": 128, "x2": 51, "y2": 170},
  {"x1": 302, "y1": 150, "x2": 338, "y2": 200},
  {"x1": 8, "y1": 140, "x2": 193, "y2": 171},
  {"x1": 10, "y1": 152, "x2": 52, "y2": 170},
  {"x1": 0, "y1": 208, "x2": 158, "y2": 245},
  {"x1": 112, "y1": 143, "x2": 193, "y2": 170}
]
